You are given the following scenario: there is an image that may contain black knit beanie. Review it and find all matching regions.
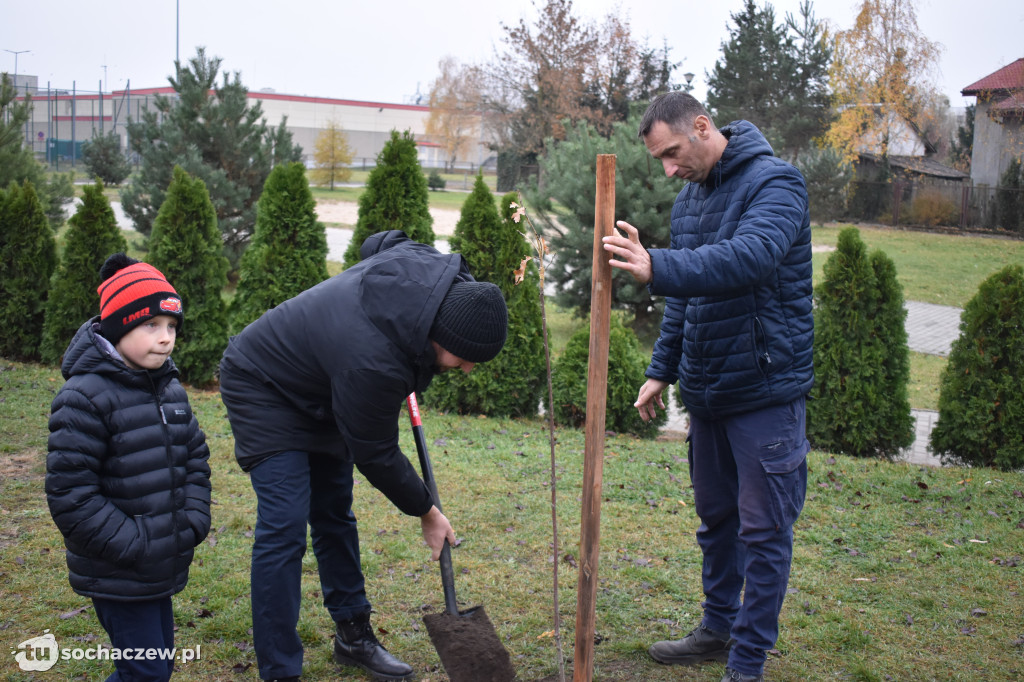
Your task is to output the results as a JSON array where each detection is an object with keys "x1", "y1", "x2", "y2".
[
  {"x1": 429, "y1": 281, "x2": 508, "y2": 363},
  {"x1": 97, "y1": 253, "x2": 183, "y2": 345}
]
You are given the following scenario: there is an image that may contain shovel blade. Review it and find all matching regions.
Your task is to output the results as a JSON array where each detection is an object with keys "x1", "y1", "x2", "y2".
[{"x1": 423, "y1": 606, "x2": 516, "y2": 682}]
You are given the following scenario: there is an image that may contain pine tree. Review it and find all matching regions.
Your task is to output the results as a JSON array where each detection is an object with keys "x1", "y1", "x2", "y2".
[
  {"x1": 343, "y1": 130, "x2": 434, "y2": 267},
  {"x1": 795, "y1": 142, "x2": 853, "y2": 225},
  {"x1": 807, "y1": 227, "x2": 913, "y2": 458},
  {"x1": 81, "y1": 131, "x2": 132, "y2": 186},
  {"x1": 231, "y1": 162, "x2": 329, "y2": 333},
  {"x1": 706, "y1": 0, "x2": 832, "y2": 158},
  {"x1": 121, "y1": 48, "x2": 302, "y2": 268},
  {"x1": 0, "y1": 180, "x2": 57, "y2": 360},
  {"x1": 529, "y1": 115, "x2": 678, "y2": 339},
  {"x1": 930, "y1": 265, "x2": 1024, "y2": 470},
  {"x1": 40, "y1": 180, "x2": 128, "y2": 363},
  {"x1": 423, "y1": 185, "x2": 545, "y2": 416},
  {"x1": 148, "y1": 167, "x2": 229, "y2": 386}
]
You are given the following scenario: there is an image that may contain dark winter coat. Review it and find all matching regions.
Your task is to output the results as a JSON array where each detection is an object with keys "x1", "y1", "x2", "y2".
[
  {"x1": 646, "y1": 120, "x2": 814, "y2": 420},
  {"x1": 219, "y1": 230, "x2": 472, "y2": 517},
  {"x1": 46, "y1": 319, "x2": 211, "y2": 601}
]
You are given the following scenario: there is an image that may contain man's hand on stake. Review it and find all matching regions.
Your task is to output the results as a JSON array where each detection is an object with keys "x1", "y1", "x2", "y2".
[{"x1": 603, "y1": 220, "x2": 653, "y2": 284}]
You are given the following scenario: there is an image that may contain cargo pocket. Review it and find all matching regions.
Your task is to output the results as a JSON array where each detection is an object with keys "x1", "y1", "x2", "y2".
[{"x1": 760, "y1": 445, "x2": 807, "y2": 531}]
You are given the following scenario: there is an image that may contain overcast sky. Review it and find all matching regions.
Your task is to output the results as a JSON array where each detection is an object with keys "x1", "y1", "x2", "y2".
[{"x1": 4, "y1": 0, "x2": 1021, "y2": 110}]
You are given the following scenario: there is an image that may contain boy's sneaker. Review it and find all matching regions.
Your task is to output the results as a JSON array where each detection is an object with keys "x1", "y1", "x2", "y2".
[
  {"x1": 648, "y1": 624, "x2": 733, "y2": 665},
  {"x1": 722, "y1": 666, "x2": 764, "y2": 681}
]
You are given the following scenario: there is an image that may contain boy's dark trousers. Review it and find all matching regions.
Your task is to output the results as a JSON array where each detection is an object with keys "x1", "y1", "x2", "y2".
[{"x1": 92, "y1": 596, "x2": 175, "y2": 682}]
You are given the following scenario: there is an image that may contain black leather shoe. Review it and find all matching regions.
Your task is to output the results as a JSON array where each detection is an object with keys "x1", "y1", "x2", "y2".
[
  {"x1": 722, "y1": 666, "x2": 765, "y2": 681},
  {"x1": 333, "y1": 611, "x2": 414, "y2": 680},
  {"x1": 648, "y1": 624, "x2": 734, "y2": 665}
]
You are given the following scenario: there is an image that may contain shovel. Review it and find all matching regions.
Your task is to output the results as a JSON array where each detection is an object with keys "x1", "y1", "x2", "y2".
[{"x1": 406, "y1": 393, "x2": 517, "y2": 682}]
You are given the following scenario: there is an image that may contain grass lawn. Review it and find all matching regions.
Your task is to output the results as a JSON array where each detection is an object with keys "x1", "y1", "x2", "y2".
[
  {"x1": 810, "y1": 225, "x2": 1024, "y2": 308},
  {"x1": 14, "y1": 176, "x2": 1021, "y2": 679},
  {"x1": 1, "y1": 361, "x2": 1022, "y2": 681}
]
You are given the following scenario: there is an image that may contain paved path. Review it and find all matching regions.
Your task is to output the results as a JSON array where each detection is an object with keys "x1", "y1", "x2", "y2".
[
  {"x1": 661, "y1": 301, "x2": 963, "y2": 467},
  {"x1": 902, "y1": 302, "x2": 962, "y2": 466}
]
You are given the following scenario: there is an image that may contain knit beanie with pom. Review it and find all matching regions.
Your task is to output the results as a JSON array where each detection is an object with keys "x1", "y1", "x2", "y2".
[{"x1": 97, "y1": 253, "x2": 183, "y2": 345}]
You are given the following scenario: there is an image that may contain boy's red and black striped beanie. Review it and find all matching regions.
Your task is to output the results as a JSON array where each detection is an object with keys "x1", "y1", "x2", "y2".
[{"x1": 96, "y1": 253, "x2": 183, "y2": 344}]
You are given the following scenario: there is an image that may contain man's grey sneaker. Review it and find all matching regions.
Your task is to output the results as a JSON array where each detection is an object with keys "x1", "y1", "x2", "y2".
[
  {"x1": 722, "y1": 666, "x2": 764, "y2": 681},
  {"x1": 648, "y1": 624, "x2": 733, "y2": 665}
]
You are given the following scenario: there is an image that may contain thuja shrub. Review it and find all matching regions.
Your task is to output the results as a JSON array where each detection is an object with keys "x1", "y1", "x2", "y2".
[
  {"x1": 230, "y1": 162, "x2": 328, "y2": 333},
  {"x1": 343, "y1": 130, "x2": 434, "y2": 267},
  {"x1": 148, "y1": 167, "x2": 229, "y2": 386},
  {"x1": 807, "y1": 227, "x2": 914, "y2": 458},
  {"x1": 40, "y1": 180, "x2": 128, "y2": 364},
  {"x1": 0, "y1": 181, "x2": 57, "y2": 361},
  {"x1": 423, "y1": 185, "x2": 545, "y2": 417},
  {"x1": 549, "y1": 315, "x2": 665, "y2": 438},
  {"x1": 930, "y1": 265, "x2": 1024, "y2": 470}
]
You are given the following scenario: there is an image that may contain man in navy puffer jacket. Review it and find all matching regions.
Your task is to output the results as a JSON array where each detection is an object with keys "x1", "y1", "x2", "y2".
[{"x1": 603, "y1": 92, "x2": 813, "y2": 682}]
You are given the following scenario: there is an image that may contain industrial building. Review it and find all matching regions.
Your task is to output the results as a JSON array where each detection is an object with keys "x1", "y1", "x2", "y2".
[{"x1": 9, "y1": 74, "x2": 491, "y2": 171}]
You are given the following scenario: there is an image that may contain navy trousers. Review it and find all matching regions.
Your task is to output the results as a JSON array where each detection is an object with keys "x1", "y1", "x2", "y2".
[
  {"x1": 248, "y1": 450, "x2": 371, "y2": 681},
  {"x1": 91, "y1": 596, "x2": 175, "y2": 682},
  {"x1": 687, "y1": 398, "x2": 808, "y2": 677}
]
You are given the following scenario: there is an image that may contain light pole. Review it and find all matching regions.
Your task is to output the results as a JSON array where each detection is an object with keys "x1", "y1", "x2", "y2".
[
  {"x1": 683, "y1": 72, "x2": 695, "y2": 93},
  {"x1": 4, "y1": 49, "x2": 30, "y2": 85}
]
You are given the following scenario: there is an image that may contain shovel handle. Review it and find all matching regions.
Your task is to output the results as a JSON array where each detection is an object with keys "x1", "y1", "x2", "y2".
[{"x1": 407, "y1": 393, "x2": 459, "y2": 615}]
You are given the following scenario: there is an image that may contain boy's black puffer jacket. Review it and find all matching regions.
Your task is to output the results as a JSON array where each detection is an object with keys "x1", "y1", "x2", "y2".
[{"x1": 46, "y1": 319, "x2": 212, "y2": 601}]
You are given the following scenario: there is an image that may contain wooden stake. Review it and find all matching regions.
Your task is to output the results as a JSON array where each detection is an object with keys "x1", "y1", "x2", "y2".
[{"x1": 573, "y1": 154, "x2": 616, "y2": 682}]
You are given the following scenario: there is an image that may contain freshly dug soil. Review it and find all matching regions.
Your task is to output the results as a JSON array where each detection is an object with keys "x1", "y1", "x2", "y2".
[{"x1": 423, "y1": 606, "x2": 516, "y2": 682}]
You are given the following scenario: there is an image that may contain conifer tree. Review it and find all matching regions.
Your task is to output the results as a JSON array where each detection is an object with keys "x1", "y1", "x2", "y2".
[
  {"x1": 81, "y1": 131, "x2": 132, "y2": 186},
  {"x1": 423, "y1": 185, "x2": 545, "y2": 416},
  {"x1": 231, "y1": 162, "x2": 329, "y2": 333},
  {"x1": 550, "y1": 314, "x2": 665, "y2": 438},
  {"x1": 930, "y1": 265, "x2": 1024, "y2": 470},
  {"x1": 1, "y1": 74, "x2": 74, "y2": 231},
  {"x1": 40, "y1": 181, "x2": 128, "y2": 364},
  {"x1": 528, "y1": 115, "x2": 678, "y2": 338},
  {"x1": 807, "y1": 227, "x2": 913, "y2": 457},
  {"x1": 0, "y1": 180, "x2": 57, "y2": 360},
  {"x1": 995, "y1": 159, "x2": 1023, "y2": 233},
  {"x1": 706, "y1": 0, "x2": 832, "y2": 158},
  {"x1": 795, "y1": 142, "x2": 853, "y2": 225},
  {"x1": 148, "y1": 167, "x2": 229, "y2": 386},
  {"x1": 343, "y1": 130, "x2": 434, "y2": 267},
  {"x1": 867, "y1": 249, "x2": 914, "y2": 453},
  {"x1": 121, "y1": 48, "x2": 302, "y2": 267}
]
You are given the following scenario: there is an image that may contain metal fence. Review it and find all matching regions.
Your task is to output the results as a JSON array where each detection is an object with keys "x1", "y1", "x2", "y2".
[{"x1": 846, "y1": 180, "x2": 1024, "y2": 233}]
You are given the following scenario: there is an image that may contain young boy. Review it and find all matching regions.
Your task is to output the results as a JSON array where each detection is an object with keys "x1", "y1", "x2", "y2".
[{"x1": 46, "y1": 253, "x2": 212, "y2": 682}]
